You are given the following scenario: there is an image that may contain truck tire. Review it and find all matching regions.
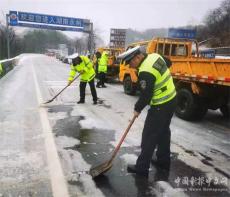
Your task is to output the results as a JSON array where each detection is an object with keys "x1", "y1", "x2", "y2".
[
  {"x1": 123, "y1": 76, "x2": 136, "y2": 95},
  {"x1": 220, "y1": 105, "x2": 230, "y2": 118},
  {"x1": 175, "y1": 88, "x2": 207, "y2": 121}
]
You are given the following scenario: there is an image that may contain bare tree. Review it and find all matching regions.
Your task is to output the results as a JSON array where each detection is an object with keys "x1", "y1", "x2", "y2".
[
  {"x1": 203, "y1": 0, "x2": 230, "y2": 47},
  {"x1": 74, "y1": 26, "x2": 105, "y2": 55}
]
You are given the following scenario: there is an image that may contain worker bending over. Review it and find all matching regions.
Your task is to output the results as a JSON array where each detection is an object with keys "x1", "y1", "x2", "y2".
[
  {"x1": 68, "y1": 55, "x2": 98, "y2": 104},
  {"x1": 118, "y1": 46, "x2": 176, "y2": 177}
]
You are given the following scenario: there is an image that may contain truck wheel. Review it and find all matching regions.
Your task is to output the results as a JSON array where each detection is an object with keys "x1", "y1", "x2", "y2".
[
  {"x1": 123, "y1": 76, "x2": 136, "y2": 95},
  {"x1": 220, "y1": 105, "x2": 230, "y2": 118},
  {"x1": 175, "y1": 88, "x2": 207, "y2": 121}
]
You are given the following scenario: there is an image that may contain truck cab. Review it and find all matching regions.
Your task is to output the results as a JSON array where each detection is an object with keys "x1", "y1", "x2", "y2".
[
  {"x1": 119, "y1": 37, "x2": 230, "y2": 120},
  {"x1": 119, "y1": 40, "x2": 150, "y2": 95},
  {"x1": 147, "y1": 37, "x2": 196, "y2": 57}
]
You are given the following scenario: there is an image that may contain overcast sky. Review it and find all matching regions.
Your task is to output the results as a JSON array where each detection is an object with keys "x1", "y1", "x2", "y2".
[{"x1": 0, "y1": 0, "x2": 224, "y2": 44}]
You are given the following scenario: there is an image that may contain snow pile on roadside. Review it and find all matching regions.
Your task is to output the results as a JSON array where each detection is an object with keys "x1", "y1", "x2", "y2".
[
  {"x1": 152, "y1": 181, "x2": 188, "y2": 197},
  {"x1": 55, "y1": 135, "x2": 80, "y2": 149},
  {"x1": 120, "y1": 154, "x2": 138, "y2": 173},
  {"x1": 79, "y1": 117, "x2": 109, "y2": 130},
  {"x1": 120, "y1": 153, "x2": 137, "y2": 165},
  {"x1": 70, "y1": 102, "x2": 142, "y2": 148},
  {"x1": 71, "y1": 105, "x2": 113, "y2": 130},
  {"x1": 55, "y1": 136, "x2": 104, "y2": 197}
]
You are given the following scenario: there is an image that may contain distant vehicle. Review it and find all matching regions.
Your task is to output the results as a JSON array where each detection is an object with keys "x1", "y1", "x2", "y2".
[
  {"x1": 119, "y1": 37, "x2": 230, "y2": 120},
  {"x1": 45, "y1": 52, "x2": 55, "y2": 57},
  {"x1": 55, "y1": 53, "x2": 61, "y2": 60}
]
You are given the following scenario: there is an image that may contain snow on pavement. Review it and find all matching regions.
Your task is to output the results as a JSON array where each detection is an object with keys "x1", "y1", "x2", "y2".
[{"x1": 39, "y1": 55, "x2": 229, "y2": 195}]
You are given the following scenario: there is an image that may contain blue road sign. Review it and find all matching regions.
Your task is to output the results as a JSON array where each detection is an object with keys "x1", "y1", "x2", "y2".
[
  {"x1": 18, "y1": 11, "x2": 84, "y2": 27},
  {"x1": 9, "y1": 11, "x2": 18, "y2": 26},
  {"x1": 17, "y1": 23, "x2": 85, "y2": 32},
  {"x1": 200, "y1": 49, "x2": 215, "y2": 58},
  {"x1": 9, "y1": 11, "x2": 90, "y2": 32},
  {"x1": 168, "y1": 28, "x2": 196, "y2": 39}
]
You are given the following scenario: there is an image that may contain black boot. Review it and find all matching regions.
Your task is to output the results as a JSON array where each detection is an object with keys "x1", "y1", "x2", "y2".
[
  {"x1": 77, "y1": 100, "x2": 85, "y2": 104},
  {"x1": 154, "y1": 168, "x2": 170, "y2": 181},
  {"x1": 127, "y1": 164, "x2": 148, "y2": 177},
  {"x1": 151, "y1": 159, "x2": 170, "y2": 171}
]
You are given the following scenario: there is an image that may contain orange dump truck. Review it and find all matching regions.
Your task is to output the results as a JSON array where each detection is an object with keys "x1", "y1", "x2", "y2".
[{"x1": 119, "y1": 38, "x2": 230, "y2": 120}]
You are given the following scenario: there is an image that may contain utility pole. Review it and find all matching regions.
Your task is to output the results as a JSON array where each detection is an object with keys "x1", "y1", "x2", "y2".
[
  {"x1": 6, "y1": 14, "x2": 10, "y2": 58},
  {"x1": 88, "y1": 22, "x2": 94, "y2": 55}
]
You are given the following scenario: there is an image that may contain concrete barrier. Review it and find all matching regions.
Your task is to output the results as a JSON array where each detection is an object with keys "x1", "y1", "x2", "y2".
[{"x1": 0, "y1": 58, "x2": 18, "y2": 79}]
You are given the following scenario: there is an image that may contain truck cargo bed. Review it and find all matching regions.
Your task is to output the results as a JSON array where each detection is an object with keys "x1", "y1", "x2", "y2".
[{"x1": 170, "y1": 58, "x2": 230, "y2": 86}]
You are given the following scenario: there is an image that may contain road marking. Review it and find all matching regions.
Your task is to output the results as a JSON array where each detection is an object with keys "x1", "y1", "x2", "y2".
[{"x1": 32, "y1": 65, "x2": 70, "y2": 197}]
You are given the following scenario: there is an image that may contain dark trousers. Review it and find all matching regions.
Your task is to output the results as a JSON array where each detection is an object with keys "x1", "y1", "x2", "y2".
[
  {"x1": 136, "y1": 97, "x2": 176, "y2": 172},
  {"x1": 97, "y1": 72, "x2": 106, "y2": 87},
  {"x1": 79, "y1": 78, "x2": 97, "y2": 102}
]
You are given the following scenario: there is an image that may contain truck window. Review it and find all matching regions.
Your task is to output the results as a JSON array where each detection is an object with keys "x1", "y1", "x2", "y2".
[
  {"x1": 171, "y1": 44, "x2": 177, "y2": 56},
  {"x1": 164, "y1": 44, "x2": 170, "y2": 56},
  {"x1": 157, "y1": 43, "x2": 164, "y2": 55},
  {"x1": 176, "y1": 44, "x2": 188, "y2": 56},
  {"x1": 171, "y1": 44, "x2": 188, "y2": 56}
]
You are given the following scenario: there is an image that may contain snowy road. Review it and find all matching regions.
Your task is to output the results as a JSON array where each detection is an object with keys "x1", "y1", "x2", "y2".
[{"x1": 0, "y1": 54, "x2": 229, "y2": 197}]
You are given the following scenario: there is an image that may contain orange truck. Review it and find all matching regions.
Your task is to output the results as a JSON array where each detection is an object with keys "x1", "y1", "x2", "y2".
[
  {"x1": 96, "y1": 47, "x2": 124, "y2": 80},
  {"x1": 119, "y1": 38, "x2": 230, "y2": 120}
]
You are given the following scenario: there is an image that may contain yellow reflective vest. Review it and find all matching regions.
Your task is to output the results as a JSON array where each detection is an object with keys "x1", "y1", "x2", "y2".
[
  {"x1": 98, "y1": 51, "x2": 108, "y2": 73},
  {"x1": 68, "y1": 56, "x2": 95, "y2": 82},
  {"x1": 0, "y1": 63, "x2": 3, "y2": 75},
  {"x1": 138, "y1": 53, "x2": 176, "y2": 105}
]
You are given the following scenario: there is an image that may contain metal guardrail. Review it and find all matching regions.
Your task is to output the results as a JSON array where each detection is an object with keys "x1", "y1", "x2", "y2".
[{"x1": 0, "y1": 57, "x2": 18, "y2": 79}]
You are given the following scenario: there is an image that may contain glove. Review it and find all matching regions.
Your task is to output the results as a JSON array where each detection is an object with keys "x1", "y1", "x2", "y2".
[
  {"x1": 67, "y1": 81, "x2": 72, "y2": 86},
  {"x1": 134, "y1": 110, "x2": 140, "y2": 118}
]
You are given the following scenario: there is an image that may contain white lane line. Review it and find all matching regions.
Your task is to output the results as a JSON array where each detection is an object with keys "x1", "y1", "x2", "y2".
[{"x1": 32, "y1": 65, "x2": 70, "y2": 197}]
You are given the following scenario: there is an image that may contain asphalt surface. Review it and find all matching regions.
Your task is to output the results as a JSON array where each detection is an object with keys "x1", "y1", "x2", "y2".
[{"x1": 0, "y1": 54, "x2": 229, "y2": 197}]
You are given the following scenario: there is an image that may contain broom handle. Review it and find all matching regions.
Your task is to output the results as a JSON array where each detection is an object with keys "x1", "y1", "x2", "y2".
[
  {"x1": 51, "y1": 74, "x2": 80, "y2": 101},
  {"x1": 108, "y1": 115, "x2": 136, "y2": 164}
]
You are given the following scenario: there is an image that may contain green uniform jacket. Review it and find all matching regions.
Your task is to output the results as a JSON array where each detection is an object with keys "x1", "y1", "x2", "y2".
[
  {"x1": 68, "y1": 56, "x2": 95, "y2": 82},
  {"x1": 98, "y1": 51, "x2": 108, "y2": 73},
  {"x1": 0, "y1": 63, "x2": 3, "y2": 76},
  {"x1": 139, "y1": 53, "x2": 176, "y2": 105}
]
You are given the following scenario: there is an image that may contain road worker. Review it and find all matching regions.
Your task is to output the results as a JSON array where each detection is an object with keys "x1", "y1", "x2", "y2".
[
  {"x1": 118, "y1": 46, "x2": 176, "y2": 177},
  {"x1": 94, "y1": 51, "x2": 101, "y2": 78},
  {"x1": 68, "y1": 54, "x2": 98, "y2": 104},
  {"x1": 96, "y1": 51, "x2": 109, "y2": 88},
  {"x1": 0, "y1": 63, "x2": 3, "y2": 77}
]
